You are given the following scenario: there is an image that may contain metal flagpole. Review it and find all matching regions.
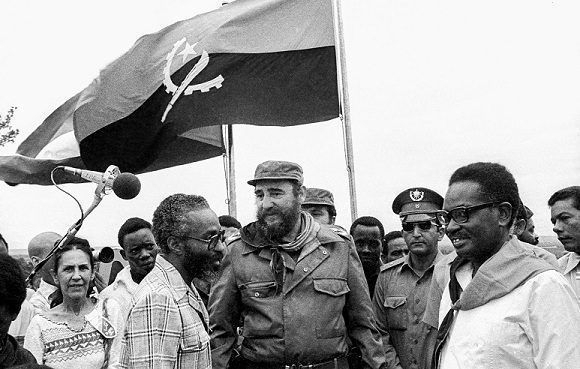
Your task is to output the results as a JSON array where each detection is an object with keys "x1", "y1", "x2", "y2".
[
  {"x1": 222, "y1": 124, "x2": 237, "y2": 218},
  {"x1": 221, "y1": 0, "x2": 237, "y2": 218},
  {"x1": 331, "y1": 0, "x2": 358, "y2": 222}
]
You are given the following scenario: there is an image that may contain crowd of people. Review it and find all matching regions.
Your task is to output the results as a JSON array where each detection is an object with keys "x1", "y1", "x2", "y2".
[{"x1": 1, "y1": 160, "x2": 579, "y2": 369}]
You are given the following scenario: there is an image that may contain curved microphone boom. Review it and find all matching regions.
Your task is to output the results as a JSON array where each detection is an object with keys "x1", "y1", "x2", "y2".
[
  {"x1": 63, "y1": 165, "x2": 141, "y2": 199},
  {"x1": 26, "y1": 165, "x2": 141, "y2": 285}
]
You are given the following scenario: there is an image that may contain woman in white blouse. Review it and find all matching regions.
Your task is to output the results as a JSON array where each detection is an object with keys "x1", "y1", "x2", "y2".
[{"x1": 24, "y1": 237, "x2": 121, "y2": 369}]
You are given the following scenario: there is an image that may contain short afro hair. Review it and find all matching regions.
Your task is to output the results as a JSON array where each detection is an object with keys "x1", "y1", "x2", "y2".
[
  {"x1": 0, "y1": 254, "x2": 27, "y2": 316},
  {"x1": 152, "y1": 194, "x2": 209, "y2": 253},
  {"x1": 449, "y1": 162, "x2": 520, "y2": 227},
  {"x1": 219, "y1": 215, "x2": 241, "y2": 229},
  {"x1": 384, "y1": 230, "x2": 403, "y2": 244},
  {"x1": 516, "y1": 200, "x2": 534, "y2": 221},
  {"x1": 118, "y1": 217, "x2": 152, "y2": 249},
  {"x1": 349, "y1": 216, "x2": 385, "y2": 239},
  {"x1": 548, "y1": 186, "x2": 580, "y2": 210}
]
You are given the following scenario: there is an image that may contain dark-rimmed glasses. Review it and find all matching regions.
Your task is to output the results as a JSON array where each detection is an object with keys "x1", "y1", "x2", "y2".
[
  {"x1": 176, "y1": 229, "x2": 225, "y2": 251},
  {"x1": 438, "y1": 202, "x2": 498, "y2": 224},
  {"x1": 401, "y1": 221, "x2": 437, "y2": 232}
]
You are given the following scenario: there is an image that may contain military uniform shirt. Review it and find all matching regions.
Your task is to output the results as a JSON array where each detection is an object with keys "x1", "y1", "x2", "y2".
[{"x1": 372, "y1": 252, "x2": 443, "y2": 369}]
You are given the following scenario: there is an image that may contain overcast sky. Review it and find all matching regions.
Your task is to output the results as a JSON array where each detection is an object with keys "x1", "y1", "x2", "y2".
[{"x1": 0, "y1": 0, "x2": 579, "y2": 250}]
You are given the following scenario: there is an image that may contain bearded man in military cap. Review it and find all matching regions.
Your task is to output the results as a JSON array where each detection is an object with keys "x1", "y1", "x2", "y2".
[
  {"x1": 209, "y1": 160, "x2": 386, "y2": 369},
  {"x1": 372, "y1": 187, "x2": 445, "y2": 369}
]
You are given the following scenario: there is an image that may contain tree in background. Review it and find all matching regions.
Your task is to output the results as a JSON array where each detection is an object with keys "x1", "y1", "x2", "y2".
[{"x1": 0, "y1": 107, "x2": 19, "y2": 146}]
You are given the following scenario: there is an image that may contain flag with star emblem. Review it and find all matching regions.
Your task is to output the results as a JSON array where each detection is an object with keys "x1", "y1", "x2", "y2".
[{"x1": 0, "y1": 0, "x2": 338, "y2": 185}]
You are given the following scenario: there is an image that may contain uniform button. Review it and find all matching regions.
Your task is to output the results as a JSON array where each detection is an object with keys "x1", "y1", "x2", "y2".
[
  {"x1": 322, "y1": 250, "x2": 328, "y2": 255},
  {"x1": 415, "y1": 298, "x2": 420, "y2": 304},
  {"x1": 303, "y1": 267, "x2": 309, "y2": 272},
  {"x1": 414, "y1": 339, "x2": 419, "y2": 344},
  {"x1": 254, "y1": 292, "x2": 260, "y2": 297}
]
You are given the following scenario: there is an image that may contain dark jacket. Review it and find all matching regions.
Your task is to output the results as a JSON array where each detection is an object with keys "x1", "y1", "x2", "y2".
[
  {"x1": 209, "y1": 221, "x2": 385, "y2": 369},
  {"x1": 0, "y1": 333, "x2": 37, "y2": 368}
]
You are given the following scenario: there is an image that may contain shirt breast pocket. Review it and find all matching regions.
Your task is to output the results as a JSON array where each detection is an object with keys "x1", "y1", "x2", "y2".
[
  {"x1": 241, "y1": 281, "x2": 278, "y2": 299},
  {"x1": 313, "y1": 278, "x2": 350, "y2": 338},
  {"x1": 179, "y1": 311, "x2": 210, "y2": 352},
  {"x1": 383, "y1": 296, "x2": 408, "y2": 330}
]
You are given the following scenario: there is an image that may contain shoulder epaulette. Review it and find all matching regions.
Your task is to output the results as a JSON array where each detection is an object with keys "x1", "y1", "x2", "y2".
[
  {"x1": 224, "y1": 231, "x2": 242, "y2": 247},
  {"x1": 328, "y1": 225, "x2": 351, "y2": 240},
  {"x1": 379, "y1": 257, "x2": 405, "y2": 272}
]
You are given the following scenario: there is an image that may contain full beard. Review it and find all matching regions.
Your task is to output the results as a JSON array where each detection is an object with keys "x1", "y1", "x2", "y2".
[
  {"x1": 184, "y1": 247, "x2": 222, "y2": 280},
  {"x1": 256, "y1": 201, "x2": 301, "y2": 242}
]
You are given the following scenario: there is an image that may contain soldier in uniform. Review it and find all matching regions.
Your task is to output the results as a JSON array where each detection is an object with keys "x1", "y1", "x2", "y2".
[
  {"x1": 302, "y1": 187, "x2": 337, "y2": 225},
  {"x1": 372, "y1": 188, "x2": 445, "y2": 369},
  {"x1": 209, "y1": 160, "x2": 386, "y2": 369}
]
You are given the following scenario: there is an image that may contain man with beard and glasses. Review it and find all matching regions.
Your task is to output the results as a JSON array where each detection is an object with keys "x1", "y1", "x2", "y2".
[
  {"x1": 120, "y1": 194, "x2": 225, "y2": 369},
  {"x1": 209, "y1": 160, "x2": 385, "y2": 369},
  {"x1": 350, "y1": 216, "x2": 385, "y2": 296},
  {"x1": 372, "y1": 188, "x2": 445, "y2": 369},
  {"x1": 423, "y1": 163, "x2": 580, "y2": 369}
]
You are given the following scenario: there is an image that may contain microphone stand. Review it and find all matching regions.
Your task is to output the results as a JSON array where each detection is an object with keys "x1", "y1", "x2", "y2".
[{"x1": 25, "y1": 176, "x2": 111, "y2": 285}]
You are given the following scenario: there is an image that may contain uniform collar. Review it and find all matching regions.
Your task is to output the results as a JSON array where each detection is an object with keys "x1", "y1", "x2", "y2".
[
  {"x1": 561, "y1": 252, "x2": 580, "y2": 275},
  {"x1": 400, "y1": 250, "x2": 444, "y2": 273}
]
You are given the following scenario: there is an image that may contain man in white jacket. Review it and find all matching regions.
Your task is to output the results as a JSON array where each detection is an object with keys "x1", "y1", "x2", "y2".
[{"x1": 424, "y1": 162, "x2": 580, "y2": 369}]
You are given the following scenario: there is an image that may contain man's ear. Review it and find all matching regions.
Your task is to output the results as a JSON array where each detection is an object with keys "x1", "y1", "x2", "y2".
[
  {"x1": 437, "y1": 226, "x2": 445, "y2": 241},
  {"x1": 297, "y1": 185, "x2": 306, "y2": 202},
  {"x1": 30, "y1": 255, "x2": 40, "y2": 267},
  {"x1": 120, "y1": 249, "x2": 128, "y2": 261},
  {"x1": 497, "y1": 202, "x2": 513, "y2": 227},
  {"x1": 167, "y1": 236, "x2": 183, "y2": 256}
]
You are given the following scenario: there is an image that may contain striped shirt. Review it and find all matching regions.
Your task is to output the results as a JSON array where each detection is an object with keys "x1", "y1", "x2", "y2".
[{"x1": 119, "y1": 256, "x2": 211, "y2": 369}]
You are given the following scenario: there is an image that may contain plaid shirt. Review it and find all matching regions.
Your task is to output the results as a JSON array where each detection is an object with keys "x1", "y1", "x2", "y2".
[{"x1": 119, "y1": 256, "x2": 211, "y2": 369}]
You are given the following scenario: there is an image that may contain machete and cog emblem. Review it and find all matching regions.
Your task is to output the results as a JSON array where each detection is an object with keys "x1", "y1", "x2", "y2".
[{"x1": 161, "y1": 37, "x2": 224, "y2": 122}]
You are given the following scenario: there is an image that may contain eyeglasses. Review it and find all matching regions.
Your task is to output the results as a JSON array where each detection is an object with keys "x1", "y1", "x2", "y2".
[
  {"x1": 438, "y1": 202, "x2": 498, "y2": 224},
  {"x1": 354, "y1": 239, "x2": 381, "y2": 250},
  {"x1": 401, "y1": 221, "x2": 437, "y2": 232},
  {"x1": 177, "y1": 229, "x2": 225, "y2": 251}
]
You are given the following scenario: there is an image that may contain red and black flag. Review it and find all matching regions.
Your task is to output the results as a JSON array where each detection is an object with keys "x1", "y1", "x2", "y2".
[{"x1": 0, "y1": 0, "x2": 338, "y2": 185}]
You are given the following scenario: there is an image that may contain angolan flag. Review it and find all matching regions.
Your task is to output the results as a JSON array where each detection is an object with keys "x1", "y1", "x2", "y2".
[{"x1": 0, "y1": 0, "x2": 338, "y2": 185}]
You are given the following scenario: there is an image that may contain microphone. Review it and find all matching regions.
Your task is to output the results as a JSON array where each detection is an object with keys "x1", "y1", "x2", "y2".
[{"x1": 63, "y1": 165, "x2": 141, "y2": 199}]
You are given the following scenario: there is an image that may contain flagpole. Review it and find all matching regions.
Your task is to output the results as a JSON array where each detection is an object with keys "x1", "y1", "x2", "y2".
[
  {"x1": 220, "y1": 0, "x2": 237, "y2": 219},
  {"x1": 222, "y1": 124, "x2": 237, "y2": 218},
  {"x1": 332, "y1": 0, "x2": 357, "y2": 222}
]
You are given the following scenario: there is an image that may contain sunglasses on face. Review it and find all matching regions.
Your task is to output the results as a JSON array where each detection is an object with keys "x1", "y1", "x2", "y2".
[
  {"x1": 177, "y1": 229, "x2": 226, "y2": 251},
  {"x1": 438, "y1": 202, "x2": 498, "y2": 224},
  {"x1": 401, "y1": 221, "x2": 437, "y2": 232}
]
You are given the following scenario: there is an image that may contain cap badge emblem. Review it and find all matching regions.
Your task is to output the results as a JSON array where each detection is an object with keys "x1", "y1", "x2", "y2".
[{"x1": 410, "y1": 189, "x2": 424, "y2": 202}]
